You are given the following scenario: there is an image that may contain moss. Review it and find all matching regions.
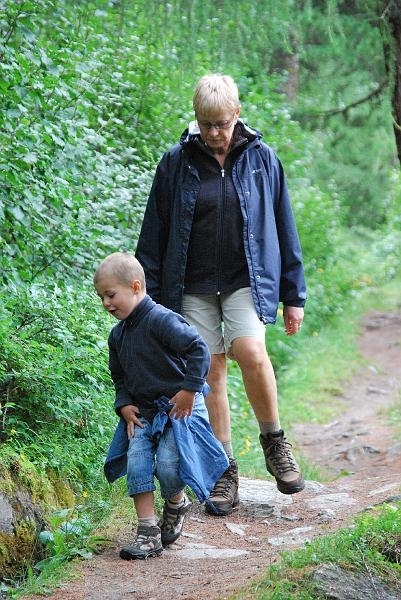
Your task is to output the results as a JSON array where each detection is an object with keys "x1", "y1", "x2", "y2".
[
  {"x1": 0, "y1": 452, "x2": 78, "y2": 582},
  {"x1": 0, "y1": 448, "x2": 76, "y2": 508},
  {"x1": 0, "y1": 467, "x2": 16, "y2": 496},
  {"x1": 46, "y1": 469, "x2": 76, "y2": 508},
  {"x1": 0, "y1": 521, "x2": 44, "y2": 581}
]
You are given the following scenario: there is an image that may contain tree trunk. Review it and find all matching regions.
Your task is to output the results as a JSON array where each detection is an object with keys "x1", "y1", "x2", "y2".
[
  {"x1": 387, "y1": 1, "x2": 401, "y2": 167},
  {"x1": 283, "y1": 30, "x2": 299, "y2": 103}
]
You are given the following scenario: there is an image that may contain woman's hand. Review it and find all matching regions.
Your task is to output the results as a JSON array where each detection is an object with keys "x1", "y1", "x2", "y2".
[{"x1": 283, "y1": 305, "x2": 304, "y2": 336}]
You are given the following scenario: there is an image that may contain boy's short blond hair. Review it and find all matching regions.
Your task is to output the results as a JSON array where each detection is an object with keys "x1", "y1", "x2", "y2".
[
  {"x1": 193, "y1": 74, "x2": 240, "y2": 117},
  {"x1": 93, "y1": 252, "x2": 146, "y2": 288}
]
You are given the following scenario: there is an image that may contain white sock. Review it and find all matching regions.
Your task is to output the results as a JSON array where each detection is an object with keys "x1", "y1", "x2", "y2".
[
  {"x1": 259, "y1": 421, "x2": 281, "y2": 436},
  {"x1": 138, "y1": 516, "x2": 157, "y2": 528},
  {"x1": 222, "y1": 441, "x2": 234, "y2": 459}
]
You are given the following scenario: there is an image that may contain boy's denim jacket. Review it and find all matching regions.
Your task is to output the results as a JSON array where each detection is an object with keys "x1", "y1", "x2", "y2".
[{"x1": 104, "y1": 390, "x2": 229, "y2": 503}]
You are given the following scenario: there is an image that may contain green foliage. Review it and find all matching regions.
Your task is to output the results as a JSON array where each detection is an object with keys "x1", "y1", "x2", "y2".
[
  {"x1": 2, "y1": 0, "x2": 399, "y2": 287},
  {"x1": 297, "y1": 501, "x2": 401, "y2": 578},
  {"x1": 0, "y1": 0, "x2": 153, "y2": 285},
  {"x1": 2, "y1": 501, "x2": 113, "y2": 598},
  {"x1": 0, "y1": 282, "x2": 116, "y2": 482},
  {"x1": 293, "y1": 0, "x2": 398, "y2": 228},
  {"x1": 36, "y1": 504, "x2": 112, "y2": 567}
]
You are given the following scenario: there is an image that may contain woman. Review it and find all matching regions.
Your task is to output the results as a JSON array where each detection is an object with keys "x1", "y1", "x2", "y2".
[{"x1": 136, "y1": 74, "x2": 307, "y2": 516}]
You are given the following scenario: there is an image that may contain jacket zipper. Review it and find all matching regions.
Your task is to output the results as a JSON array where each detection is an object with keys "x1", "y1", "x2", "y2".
[{"x1": 216, "y1": 167, "x2": 226, "y2": 295}]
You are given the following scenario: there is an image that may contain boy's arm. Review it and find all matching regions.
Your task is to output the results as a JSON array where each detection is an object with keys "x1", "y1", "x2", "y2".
[
  {"x1": 108, "y1": 337, "x2": 138, "y2": 414},
  {"x1": 158, "y1": 310, "x2": 211, "y2": 391}
]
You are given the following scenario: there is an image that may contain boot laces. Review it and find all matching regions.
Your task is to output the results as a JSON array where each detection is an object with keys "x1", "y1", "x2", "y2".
[
  {"x1": 211, "y1": 464, "x2": 236, "y2": 497},
  {"x1": 269, "y1": 439, "x2": 298, "y2": 474}
]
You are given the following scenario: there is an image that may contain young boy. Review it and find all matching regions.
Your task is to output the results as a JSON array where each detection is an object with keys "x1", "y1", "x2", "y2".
[{"x1": 94, "y1": 252, "x2": 229, "y2": 560}]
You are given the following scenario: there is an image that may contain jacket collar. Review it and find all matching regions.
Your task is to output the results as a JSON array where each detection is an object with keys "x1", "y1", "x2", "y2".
[{"x1": 124, "y1": 294, "x2": 155, "y2": 328}]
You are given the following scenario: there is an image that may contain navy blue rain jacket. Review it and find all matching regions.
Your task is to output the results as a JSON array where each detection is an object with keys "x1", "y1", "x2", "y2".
[{"x1": 136, "y1": 121, "x2": 306, "y2": 324}]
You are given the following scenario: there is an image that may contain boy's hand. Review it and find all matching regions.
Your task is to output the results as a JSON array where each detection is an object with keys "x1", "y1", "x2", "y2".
[
  {"x1": 169, "y1": 390, "x2": 195, "y2": 420},
  {"x1": 120, "y1": 404, "x2": 143, "y2": 438}
]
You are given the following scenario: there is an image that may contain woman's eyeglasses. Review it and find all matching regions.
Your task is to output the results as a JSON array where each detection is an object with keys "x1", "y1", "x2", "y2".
[{"x1": 197, "y1": 115, "x2": 236, "y2": 131}]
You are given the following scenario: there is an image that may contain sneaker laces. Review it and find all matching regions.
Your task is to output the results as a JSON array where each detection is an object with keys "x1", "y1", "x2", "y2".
[
  {"x1": 268, "y1": 439, "x2": 299, "y2": 474},
  {"x1": 162, "y1": 499, "x2": 186, "y2": 531},
  {"x1": 134, "y1": 528, "x2": 158, "y2": 549},
  {"x1": 135, "y1": 533, "x2": 148, "y2": 546}
]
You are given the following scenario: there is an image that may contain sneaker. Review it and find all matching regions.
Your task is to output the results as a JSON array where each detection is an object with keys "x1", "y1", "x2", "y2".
[
  {"x1": 158, "y1": 494, "x2": 192, "y2": 546},
  {"x1": 259, "y1": 430, "x2": 305, "y2": 494},
  {"x1": 120, "y1": 525, "x2": 163, "y2": 560},
  {"x1": 205, "y1": 459, "x2": 239, "y2": 516}
]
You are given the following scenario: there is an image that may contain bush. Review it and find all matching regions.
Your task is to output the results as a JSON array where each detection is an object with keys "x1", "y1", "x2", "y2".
[{"x1": 0, "y1": 283, "x2": 116, "y2": 483}]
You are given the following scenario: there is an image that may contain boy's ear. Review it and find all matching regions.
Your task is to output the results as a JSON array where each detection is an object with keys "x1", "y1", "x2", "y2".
[{"x1": 131, "y1": 279, "x2": 142, "y2": 293}]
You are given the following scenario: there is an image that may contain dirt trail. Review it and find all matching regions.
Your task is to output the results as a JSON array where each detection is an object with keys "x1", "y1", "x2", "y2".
[{"x1": 21, "y1": 311, "x2": 401, "y2": 600}]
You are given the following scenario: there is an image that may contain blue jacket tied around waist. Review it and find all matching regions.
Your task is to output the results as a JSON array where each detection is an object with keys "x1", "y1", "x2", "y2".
[{"x1": 104, "y1": 393, "x2": 229, "y2": 503}]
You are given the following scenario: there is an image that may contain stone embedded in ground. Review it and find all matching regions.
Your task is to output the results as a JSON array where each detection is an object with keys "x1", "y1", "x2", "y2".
[
  {"x1": 312, "y1": 563, "x2": 401, "y2": 600},
  {"x1": 268, "y1": 526, "x2": 314, "y2": 546},
  {"x1": 169, "y1": 544, "x2": 249, "y2": 559},
  {"x1": 305, "y1": 492, "x2": 357, "y2": 510},
  {"x1": 0, "y1": 494, "x2": 13, "y2": 534}
]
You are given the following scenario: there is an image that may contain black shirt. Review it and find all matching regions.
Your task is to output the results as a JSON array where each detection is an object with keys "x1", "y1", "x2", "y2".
[{"x1": 184, "y1": 133, "x2": 250, "y2": 295}]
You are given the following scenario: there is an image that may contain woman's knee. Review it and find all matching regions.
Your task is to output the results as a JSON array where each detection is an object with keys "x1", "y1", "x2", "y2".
[{"x1": 232, "y1": 337, "x2": 268, "y2": 367}]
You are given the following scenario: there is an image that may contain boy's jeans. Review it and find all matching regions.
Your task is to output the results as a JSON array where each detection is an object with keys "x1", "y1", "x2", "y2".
[{"x1": 126, "y1": 419, "x2": 184, "y2": 500}]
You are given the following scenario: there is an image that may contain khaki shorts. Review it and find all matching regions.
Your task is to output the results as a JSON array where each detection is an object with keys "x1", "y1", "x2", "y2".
[{"x1": 182, "y1": 287, "x2": 266, "y2": 357}]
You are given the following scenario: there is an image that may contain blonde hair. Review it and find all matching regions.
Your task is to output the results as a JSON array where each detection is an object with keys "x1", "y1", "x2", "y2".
[
  {"x1": 193, "y1": 74, "x2": 240, "y2": 117},
  {"x1": 93, "y1": 252, "x2": 146, "y2": 289}
]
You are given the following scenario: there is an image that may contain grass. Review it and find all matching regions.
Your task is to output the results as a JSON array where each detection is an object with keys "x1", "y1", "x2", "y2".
[
  {"x1": 231, "y1": 277, "x2": 401, "y2": 480},
  {"x1": 227, "y1": 277, "x2": 401, "y2": 599},
  {"x1": 229, "y1": 302, "x2": 364, "y2": 480}
]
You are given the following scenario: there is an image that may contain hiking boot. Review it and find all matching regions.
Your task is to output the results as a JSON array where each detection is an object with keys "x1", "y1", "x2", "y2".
[
  {"x1": 259, "y1": 430, "x2": 305, "y2": 494},
  {"x1": 119, "y1": 524, "x2": 163, "y2": 560},
  {"x1": 158, "y1": 494, "x2": 192, "y2": 546},
  {"x1": 205, "y1": 459, "x2": 239, "y2": 516}
]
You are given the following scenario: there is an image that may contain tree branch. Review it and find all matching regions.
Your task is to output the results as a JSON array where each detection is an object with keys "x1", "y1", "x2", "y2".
[{"x1": 318, "y1": 79, "x2": 388, "y2": 118}]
